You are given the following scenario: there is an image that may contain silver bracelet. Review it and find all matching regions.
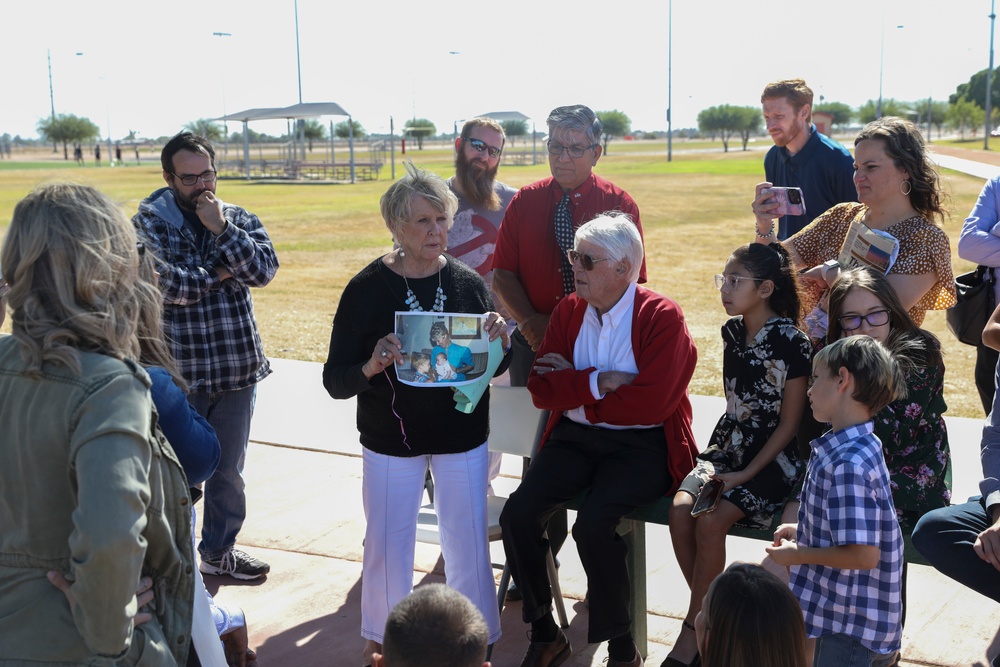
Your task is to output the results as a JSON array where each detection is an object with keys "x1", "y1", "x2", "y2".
[{"x1": 755, "y1": 222, "x2": 775, "y2": 239}]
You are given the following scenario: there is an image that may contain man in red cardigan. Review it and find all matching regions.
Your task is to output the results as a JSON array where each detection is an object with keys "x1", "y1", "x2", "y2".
[{"x1": 500, "y1": 214, "x2": 698, "y2": 667}]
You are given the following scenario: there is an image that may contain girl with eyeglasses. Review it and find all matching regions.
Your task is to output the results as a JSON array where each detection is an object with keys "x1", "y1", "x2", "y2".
[
  {"x1": 665, "y1": 243, "x2": 811, "y2": 667},
  {"x1": 824, "y1": 267, "x2": 952, "y2": 534}
]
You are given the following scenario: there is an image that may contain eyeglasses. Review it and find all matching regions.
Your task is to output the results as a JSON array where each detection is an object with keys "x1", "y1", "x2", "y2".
[
  {"x1": 838, "y1": 309, "x2": 890, "y2": 331},
  {"x1": 714, "y1": 274, "x2": 757, "y2": 290},
  {"x1": 547, "y1": 142, "x2": 598, "y2": 158},
  {"x1": 171, "y1": 170, "x2": 217, "y2": 186},
  {"x1": 465, "y1": 137, "x2": 502, "y2": 158},
  {"x1": 567, "y1": 250, "x2": 608, "y2": 271}
]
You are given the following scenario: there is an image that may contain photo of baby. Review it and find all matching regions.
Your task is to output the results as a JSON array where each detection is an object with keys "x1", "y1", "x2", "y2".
[
  {"x1": 393, "y1": 311, "x2": 490, "y2": 387},
  {"x1": 433, "y1": 352, "x2": 458, "y2": 381}
]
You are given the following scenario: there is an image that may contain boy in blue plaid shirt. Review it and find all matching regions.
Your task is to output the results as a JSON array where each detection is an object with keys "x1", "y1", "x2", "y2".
[{"x1": 766, "y1": 336, "x2": 907, "y2": 667}]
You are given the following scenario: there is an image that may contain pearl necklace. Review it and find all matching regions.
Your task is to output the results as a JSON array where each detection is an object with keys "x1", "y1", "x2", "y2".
[{"x1": 399, "y1": 252, "x2": 447, "y2": 312}]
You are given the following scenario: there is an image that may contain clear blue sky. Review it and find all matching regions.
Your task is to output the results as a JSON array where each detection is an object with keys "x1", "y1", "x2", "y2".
[{"x1": 2, "y1": 0, "x2": 993, "y2": 141}]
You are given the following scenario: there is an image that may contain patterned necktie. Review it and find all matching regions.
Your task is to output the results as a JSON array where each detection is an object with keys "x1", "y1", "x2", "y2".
[{"x1": 554, "y1": 193, "x2": 575, "y2": 295}]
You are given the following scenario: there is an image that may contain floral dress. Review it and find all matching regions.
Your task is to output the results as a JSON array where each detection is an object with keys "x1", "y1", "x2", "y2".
[
  {"x1": 875, "y1": 362, "x2": 952, "y2": 533},
  {"x1": 682, "y1": 316, "x2": 812, "y2": 528}
]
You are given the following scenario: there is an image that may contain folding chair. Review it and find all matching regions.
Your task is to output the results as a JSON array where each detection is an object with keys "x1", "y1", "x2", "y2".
[{"x1": 414, "y1": 385, "x2": 569, "y2": 628}]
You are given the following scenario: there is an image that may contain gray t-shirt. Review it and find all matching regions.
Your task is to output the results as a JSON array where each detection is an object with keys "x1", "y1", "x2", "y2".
[{"x1": 446, "y1": 176, "x2": 517, "y2": 323}]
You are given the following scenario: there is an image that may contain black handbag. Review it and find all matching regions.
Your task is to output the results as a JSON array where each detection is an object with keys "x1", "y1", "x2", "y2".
[{"x1": 946, "y1": 265, "x2": 996, "y2": 346}]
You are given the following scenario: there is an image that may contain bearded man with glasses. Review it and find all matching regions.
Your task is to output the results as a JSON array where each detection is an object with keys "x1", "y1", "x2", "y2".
[
  {"x1": 133, "y1": 131, "x2": 279, "y2": 582},
  {"x1": 448, "y1": 117, "x2": 517, "y2": 342},
  {"x1": 447, "y1": 117, "x2": 520, "y2": 496}
]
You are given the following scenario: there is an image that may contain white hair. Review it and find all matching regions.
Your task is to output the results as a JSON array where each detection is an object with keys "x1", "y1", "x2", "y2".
[{"x1": 574, "y1": 211, "x2": 644, "y2": 283}]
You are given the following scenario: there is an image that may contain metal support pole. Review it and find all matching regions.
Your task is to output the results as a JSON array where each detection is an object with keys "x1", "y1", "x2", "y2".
[{"x1": 986, "y1": 0, "x2": 996, "y2": 149}]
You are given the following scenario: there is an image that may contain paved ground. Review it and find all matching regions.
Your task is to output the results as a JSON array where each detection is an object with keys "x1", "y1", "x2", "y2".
[
  {"x1": 194, "y1": 358, "x2": 1000, "y2": 667},
  {"x1": 202, "y1": 144, "x2": 1000, "y2": 666}
]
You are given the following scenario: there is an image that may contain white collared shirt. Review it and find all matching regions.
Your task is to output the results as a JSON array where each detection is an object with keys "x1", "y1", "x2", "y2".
[{"x1": 565, "y1": 283, "x2": 659, "y2": 429}]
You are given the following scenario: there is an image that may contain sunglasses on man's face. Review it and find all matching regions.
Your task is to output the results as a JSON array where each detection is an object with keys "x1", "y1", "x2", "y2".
[
  {"x1": 465, "y1": 137, "x2": 502, "y2": 158},
  {"x1": 567, "y1": 250, "x2": 608, "y2": 271}
]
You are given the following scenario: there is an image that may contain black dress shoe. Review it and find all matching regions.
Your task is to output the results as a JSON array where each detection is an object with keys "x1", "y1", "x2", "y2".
[
  {"x1": 519, "y1": 628, "x2": 572, "y2": 667},
  {"x1": 659, "y1": 655, "x2": 700, "y2": 667}
]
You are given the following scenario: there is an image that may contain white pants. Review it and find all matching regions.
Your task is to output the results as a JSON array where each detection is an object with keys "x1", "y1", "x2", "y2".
[{"x1": 361, "y1": 443, "x2": 501, "y2": 643}]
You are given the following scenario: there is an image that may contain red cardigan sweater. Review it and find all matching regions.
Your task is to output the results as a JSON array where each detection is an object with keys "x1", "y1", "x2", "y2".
[{"x1": 527, "y1": 286, "x2": 699, "y2": 494}]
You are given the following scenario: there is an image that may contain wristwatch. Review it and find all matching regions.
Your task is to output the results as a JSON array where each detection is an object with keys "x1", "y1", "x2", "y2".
[{"x1": 823, "y1": 259, "x2": 841, "y2": 281}]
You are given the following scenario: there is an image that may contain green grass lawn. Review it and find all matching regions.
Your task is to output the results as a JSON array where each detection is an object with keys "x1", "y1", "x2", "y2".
[{"x1": 0, "y1": 145, "x2": 989, "y2": 418}]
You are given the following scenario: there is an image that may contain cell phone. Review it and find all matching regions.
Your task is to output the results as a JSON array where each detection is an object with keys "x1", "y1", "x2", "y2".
[
  {"x1": 763, "y1": 186, "x2": 806, "y2": 218},
  {"x1": 691, "y1": 478, "x2": 725, "y2": 518}
]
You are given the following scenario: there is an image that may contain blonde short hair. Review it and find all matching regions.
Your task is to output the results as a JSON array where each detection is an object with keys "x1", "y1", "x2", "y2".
[{"x1": 379, "y1": 162, "x2": 457, "y2": 236}]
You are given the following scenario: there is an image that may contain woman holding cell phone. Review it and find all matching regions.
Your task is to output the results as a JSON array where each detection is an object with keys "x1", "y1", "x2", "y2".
[{"x1": 752, "y1": 116, "x2": 955, "y2": 339}]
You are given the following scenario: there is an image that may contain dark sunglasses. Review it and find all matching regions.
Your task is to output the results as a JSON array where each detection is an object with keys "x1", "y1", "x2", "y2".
[
  {"x1": 567, "y1": 250, "x2": 608, "y2": 271},
  {"x1": 465, "y1": 137, "x2": 502, "y2": 158}
]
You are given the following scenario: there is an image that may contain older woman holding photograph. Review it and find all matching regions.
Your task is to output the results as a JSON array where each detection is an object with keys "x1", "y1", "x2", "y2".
[
  {"x1": 0, "y1": 183, "x2": 195, "y2": 665},
  {"x1": 752, "y1": 116, "x2": 955, "y2": 330},
  {"x1": 322, "y1": 164, "x2": 510, "y2": 666}
]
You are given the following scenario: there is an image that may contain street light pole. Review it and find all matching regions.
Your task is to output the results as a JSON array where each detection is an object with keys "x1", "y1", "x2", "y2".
[
  {"x1": 667, "y1": 0, "x2": 673, "y2": 163},
  {"x1": 47, "y1": 49, "x2": 57, "y2": 152},
  {"x1": 294, "y1": 0, "x2": 305, "y2": 160},
  {"x1": 986, "y1": 0, "x2": 996, "y2": 150},
  {"x1": 213, "y1": 31, "x2": 232, "y2": 160},
  {"x1": 877, "y1": 21, "x2": 904, "y2": 119}
]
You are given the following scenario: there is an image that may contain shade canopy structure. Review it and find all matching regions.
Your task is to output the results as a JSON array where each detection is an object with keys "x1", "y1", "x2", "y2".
[
  {"x1": 477, "y1": 110, "x2": 531, "y2": 122},
  {"x1": 214, "y1": 102, "x2": 353, "y2": 180},
  {"x1": 475, "y1": 110, "x2": 539, "y2": 165}
]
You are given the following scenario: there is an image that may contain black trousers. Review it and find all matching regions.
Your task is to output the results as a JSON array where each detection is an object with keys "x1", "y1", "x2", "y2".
[
  {"x1": 975, "y1": 342, "x2": 999, "y2": 416},
  {"x1": 499, "y1": 419, "x2": 671, "y2": 643},
  {"x1": 510, "y1": 329, "x2": 568, "y2": 556}
]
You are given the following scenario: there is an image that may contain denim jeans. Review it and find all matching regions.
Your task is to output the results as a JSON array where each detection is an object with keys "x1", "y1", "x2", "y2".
[
  {"x1": 912, "y1": 496, "x2": 1000, "y2": 603},
  {"x1": 188, "y1": 385, "x2": 256, "y2": 560},
  {"x1": 814, "y1": 633, "x2": 896, "y2": 667}
]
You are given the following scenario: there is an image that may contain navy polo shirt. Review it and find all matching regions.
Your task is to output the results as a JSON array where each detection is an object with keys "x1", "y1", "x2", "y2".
[{"x1": 764, "y1": 124, "x2": 857, "y2": 239}]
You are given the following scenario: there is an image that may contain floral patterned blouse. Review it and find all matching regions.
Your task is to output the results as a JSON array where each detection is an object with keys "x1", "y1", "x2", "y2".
[
  {"x1": 875, "y1": 360, "x2": 952, "y2": 531},
  {"x1": 700, "y1": 317, "x2": 813, "y2": 492},
  {"x1": 787, "y1": 202, "x2": 957, "y2": 325}
]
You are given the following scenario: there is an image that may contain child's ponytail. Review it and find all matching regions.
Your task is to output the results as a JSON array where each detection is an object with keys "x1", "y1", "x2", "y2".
[{"x1": 729, "y1": 243, "x2": 803, "y2": 323}]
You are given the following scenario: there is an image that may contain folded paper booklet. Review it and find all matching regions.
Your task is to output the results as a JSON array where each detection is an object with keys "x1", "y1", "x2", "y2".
[{"x1": 837, "y1": 218, "x2": 900, "y2": 274}]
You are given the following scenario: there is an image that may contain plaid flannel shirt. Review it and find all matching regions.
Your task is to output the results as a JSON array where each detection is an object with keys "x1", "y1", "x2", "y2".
[
  {"x1": 134, "y1": 187, "x2": 277, "y2": 393},
  {"x1": 790, "y1": 421, "x2": 903, "y2": 655}
]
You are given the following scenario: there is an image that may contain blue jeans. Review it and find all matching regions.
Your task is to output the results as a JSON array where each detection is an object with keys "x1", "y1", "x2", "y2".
[
  {"x1": 814, "y1": 634, "x2": 896, "y2": 667},
  {"x1": 912, "y1": 496, "x2": 1000, "y2": 603},
  {"x1": 188, "y1": 385, "x2": 256, "y2": 560}
]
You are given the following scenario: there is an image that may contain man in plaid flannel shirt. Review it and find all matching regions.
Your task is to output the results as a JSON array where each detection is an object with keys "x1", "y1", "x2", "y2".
[
  {"x1": 134, "y1": 132, "x2": 278, "y2": 580},
  {"x1": 767, "y1": 336, "x2": 905, "y2": 667}
]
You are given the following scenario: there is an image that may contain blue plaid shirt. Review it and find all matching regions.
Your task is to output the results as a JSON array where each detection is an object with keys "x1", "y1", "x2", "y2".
[
  {"x1": 790, "y1": 421, "x2": 903, "y2": 655},
  {"x1": 134, "y1": 187, "x2": 278, "y2": 393}
]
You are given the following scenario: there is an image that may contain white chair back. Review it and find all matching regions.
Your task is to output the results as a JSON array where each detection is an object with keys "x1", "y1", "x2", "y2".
[{"x1": 486, "y1": 386, "x2": 547, "y2": 458}]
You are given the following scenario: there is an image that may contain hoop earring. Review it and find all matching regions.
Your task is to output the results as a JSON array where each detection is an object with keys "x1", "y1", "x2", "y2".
[{"x1": 899, "y1": 180, "x2": 912, "y2": 196}]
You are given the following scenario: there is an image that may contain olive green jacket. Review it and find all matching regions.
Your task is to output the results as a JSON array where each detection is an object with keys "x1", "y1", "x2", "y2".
[{"x1": 0, "y1": 336, "x2": 194, "y2": 666}]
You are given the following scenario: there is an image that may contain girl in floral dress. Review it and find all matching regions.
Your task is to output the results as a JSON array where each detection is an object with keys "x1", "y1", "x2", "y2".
[
  {"x1": 825, "y1": 267, "x2": 951, "y2": 533},
  {"x1": 664, "y1": 243, "x2": 812, "y2": 667}
]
